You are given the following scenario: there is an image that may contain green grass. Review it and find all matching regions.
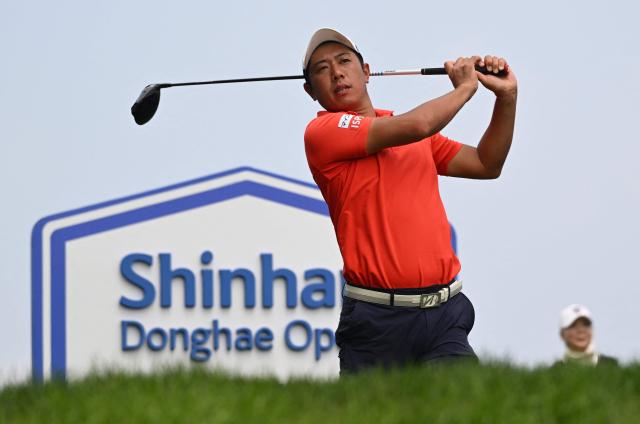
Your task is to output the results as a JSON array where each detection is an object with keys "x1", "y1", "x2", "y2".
[{"x1": 2, "y1": 362, "x2": 639, "y2": 423}]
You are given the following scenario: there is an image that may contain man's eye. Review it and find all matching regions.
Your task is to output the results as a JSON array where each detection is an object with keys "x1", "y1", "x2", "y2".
[{"x1": 341, "y1": 58, "x2": 351, "y2": 64}]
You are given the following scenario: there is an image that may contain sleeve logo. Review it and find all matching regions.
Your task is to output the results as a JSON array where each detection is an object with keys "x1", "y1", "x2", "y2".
[
  {"x1": 338, "y1": 114, "x2": 354, "y2": 128},
  {"x1": 338, "y1": 114, "x2": 363, "y2": 129}
]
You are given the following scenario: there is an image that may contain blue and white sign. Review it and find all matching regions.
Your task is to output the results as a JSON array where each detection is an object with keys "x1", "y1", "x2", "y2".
[{"x1": 32, "y1": 167, "x2": 344, "y2": 381}]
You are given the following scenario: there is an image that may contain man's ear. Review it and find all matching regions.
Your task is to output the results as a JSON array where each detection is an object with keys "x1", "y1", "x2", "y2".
[
  {"x1": 363, "y1": 63, "x2": 370, "y2": 83},
  {"x1": 303, "y1": 82, "x2": 317, "y2": 101}
]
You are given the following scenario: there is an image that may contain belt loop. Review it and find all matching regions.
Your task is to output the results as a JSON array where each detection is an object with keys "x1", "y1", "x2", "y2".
[
  {"x1": 446, "y1": 285, "x2": 451, "y2": 302},
  {"x1": 389, "y1": 292, "x2": 395, "y2": 306}
]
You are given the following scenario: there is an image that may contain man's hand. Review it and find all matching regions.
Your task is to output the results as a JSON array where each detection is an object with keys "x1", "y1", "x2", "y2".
[
  {"x1": 476, "y1": 55, "x2": 518, "y2": 99},
  {"x1": 444, "y1": 56, "x2": 481, "y2": 96},
  {"x1": 446, "y1": 55, "x2": 518, "y2": 180}
]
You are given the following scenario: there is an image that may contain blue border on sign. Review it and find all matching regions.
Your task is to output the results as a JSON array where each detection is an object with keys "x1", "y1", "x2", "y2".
[{"x1": 31, "y1": 167, "x2": 326, "y2": 380}]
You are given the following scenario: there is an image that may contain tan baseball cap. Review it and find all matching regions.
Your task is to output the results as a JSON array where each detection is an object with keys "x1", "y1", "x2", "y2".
[
  {"x1": 302, "y1": 28, "x2": 361, "y2": 71},
  {"x1": 559, "y1": 304, "x2": 593, "y2": 330}
]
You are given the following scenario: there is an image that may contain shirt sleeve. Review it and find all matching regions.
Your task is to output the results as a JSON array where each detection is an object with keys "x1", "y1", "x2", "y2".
[
  {"x1": 430, "y1": 132, "x2": 463, "y2": 175},
  {"x1": 304, "y1": 112, "x2": 372, "y2": 180}
]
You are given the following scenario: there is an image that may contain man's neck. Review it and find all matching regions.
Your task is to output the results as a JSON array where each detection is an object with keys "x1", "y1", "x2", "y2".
[{"x1": 353, "y1": 98, "x2": 376, "y2": 117}]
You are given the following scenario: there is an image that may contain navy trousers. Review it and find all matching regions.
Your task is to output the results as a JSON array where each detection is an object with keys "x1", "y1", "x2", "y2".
[{"x1": 335, "y1": 290, "x2": 477, "y2": 374}]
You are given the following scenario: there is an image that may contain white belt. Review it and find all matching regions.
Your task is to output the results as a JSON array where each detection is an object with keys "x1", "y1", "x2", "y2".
[{"x1": 344, "y1": 280, "x2": 462, "y2": 308}]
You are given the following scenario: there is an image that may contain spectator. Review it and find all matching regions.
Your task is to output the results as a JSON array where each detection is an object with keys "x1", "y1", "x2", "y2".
[{"x1": 555, "y1": 304, "x2": 618, "y2": 366}]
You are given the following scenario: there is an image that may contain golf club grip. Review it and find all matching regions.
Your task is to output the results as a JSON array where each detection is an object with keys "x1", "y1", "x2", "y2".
[
  {"x1": 422, "y1": 66, "x2": 507, "y2": 76},
  {"x1": 420, "y1": 68, "x2": 447, "y2": 75}
]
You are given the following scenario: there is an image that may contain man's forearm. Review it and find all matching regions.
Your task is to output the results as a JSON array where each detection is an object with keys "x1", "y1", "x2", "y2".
[
  {"x1": 476, "y1": 93, "x2": 517, "y2": 177},
  {"x1": 407, "y1": 84, "x2": 477, "y2": 138},
  {"x1": 366, "y1": 84, "x2": 476, "y2": 154}
]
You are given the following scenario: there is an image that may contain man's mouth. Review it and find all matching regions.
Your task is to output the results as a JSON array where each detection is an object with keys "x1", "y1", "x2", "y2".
[{"x1": 335, "y1": 84, "x2": 351, "y2": 95}]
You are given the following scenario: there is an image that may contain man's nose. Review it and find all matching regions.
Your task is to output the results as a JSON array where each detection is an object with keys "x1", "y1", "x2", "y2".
[{"x1": 330, "y1": 63, "x2": 344, "y2": 80}]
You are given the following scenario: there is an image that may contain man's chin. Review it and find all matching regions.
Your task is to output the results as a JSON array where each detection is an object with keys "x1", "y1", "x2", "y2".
[{"x1": 323, "y1": 101, "x2": 356, "y2": 113}]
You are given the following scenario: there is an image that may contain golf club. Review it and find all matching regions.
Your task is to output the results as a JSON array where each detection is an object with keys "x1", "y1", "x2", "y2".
[{"x1": 131, "y1": 65, "x2": 506, "y2": 125}]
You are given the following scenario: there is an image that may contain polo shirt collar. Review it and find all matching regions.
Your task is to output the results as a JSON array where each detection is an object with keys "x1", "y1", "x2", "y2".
[{"x1": 317, "y1": 108, "x2": 393, "y2": 117}]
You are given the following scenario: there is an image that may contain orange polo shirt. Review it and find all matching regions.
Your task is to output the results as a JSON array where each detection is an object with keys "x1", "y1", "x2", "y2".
[{"x1": 304, "y1": 109, "x2": 462, "y2": 289}]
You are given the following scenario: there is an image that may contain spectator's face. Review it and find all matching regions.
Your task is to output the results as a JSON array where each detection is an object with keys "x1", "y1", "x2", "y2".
[{"x1": 561, "y1": 317, "x2": 592, "y2": 352}]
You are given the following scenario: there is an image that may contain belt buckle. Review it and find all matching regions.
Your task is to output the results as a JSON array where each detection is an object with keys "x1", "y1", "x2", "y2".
[{"x1": 419, "y1": 292, "x2": 441, "y2": 308}]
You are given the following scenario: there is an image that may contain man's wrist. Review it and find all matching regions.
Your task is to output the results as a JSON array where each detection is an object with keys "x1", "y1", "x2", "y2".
[
  {"x1": 495, "y1": 89, "x2": 517, "y2": 103},
  {"x1": 455, "y1": 83, "x2": 477, "y2": 101}
]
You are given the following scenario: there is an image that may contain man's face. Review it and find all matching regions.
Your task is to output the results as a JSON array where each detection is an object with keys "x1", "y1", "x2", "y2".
[
  {"x1": 304, "y1": 42, "x2": 370, "y2": 112},
  {"x1": 561, "y1": 317, "x2": 593, "y2": 352}
]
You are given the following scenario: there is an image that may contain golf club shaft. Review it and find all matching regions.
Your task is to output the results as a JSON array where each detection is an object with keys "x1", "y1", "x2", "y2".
[
  {"x1": 160, "y1": 66, "x2": 507, "y2": 89},
  {"x1": 370, "y1": 68, "x2": 447, "y2": 76},
  {"x1": 160, "y1": 68, "x2": 450, "y2": 89},
  {"x1": 168, "y1": 75, "x2": 304, "y2": 88}
]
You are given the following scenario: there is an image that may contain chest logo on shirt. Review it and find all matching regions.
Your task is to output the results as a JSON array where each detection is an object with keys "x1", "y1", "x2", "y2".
[{"x1": 338, "y1": 114, "x2": 362, "y2": 129}]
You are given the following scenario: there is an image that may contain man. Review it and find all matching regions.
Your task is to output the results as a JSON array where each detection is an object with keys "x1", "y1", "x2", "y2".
[
  {"x1": 302, "y1": 28, "x2": 517, "y2": 373},
  {"x1": 555, "y1": 304, "x2": 618, "y2": 367}
]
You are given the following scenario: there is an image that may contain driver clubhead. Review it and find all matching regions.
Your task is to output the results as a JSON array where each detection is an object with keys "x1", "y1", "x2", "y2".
[{"x1": 131, "y1": 84, "x2": 168, "y2": 125}]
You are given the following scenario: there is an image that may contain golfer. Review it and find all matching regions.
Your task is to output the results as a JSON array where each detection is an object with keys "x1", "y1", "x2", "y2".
[{"x1": 302, "y1": 28, "x2": 517, "y2": 373}]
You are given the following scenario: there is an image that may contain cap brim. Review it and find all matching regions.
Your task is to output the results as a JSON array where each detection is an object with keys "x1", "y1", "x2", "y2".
[
  {"x1": 303, "y1": 28, "x2": 359, "y2": 70},
  {"x1": 561, "y1": 315, "x2": 592, "y2": 330}
]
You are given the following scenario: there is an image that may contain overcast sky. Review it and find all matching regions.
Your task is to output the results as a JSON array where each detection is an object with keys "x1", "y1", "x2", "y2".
[{"x1": 2, "y1": 0, "x2": 639, "y2": 383}]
